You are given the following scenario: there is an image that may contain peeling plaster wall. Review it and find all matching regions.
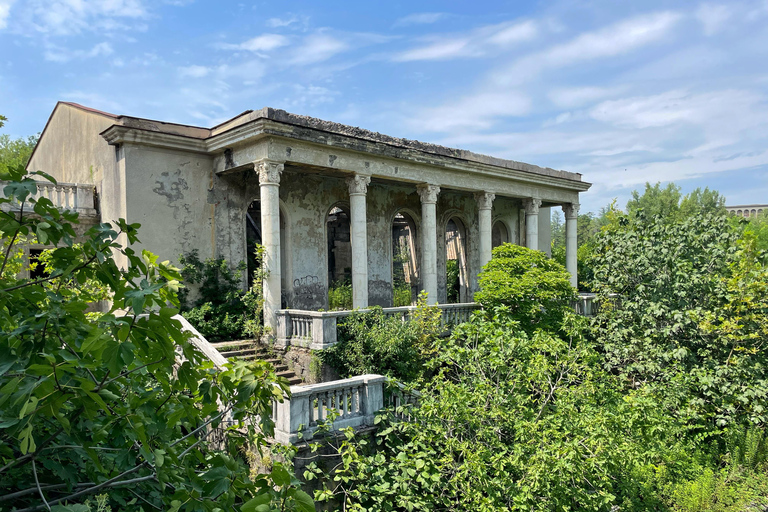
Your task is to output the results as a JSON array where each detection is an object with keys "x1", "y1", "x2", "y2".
[{"x1": 123, "y1": 145, "x2": 215, "y2": 267}]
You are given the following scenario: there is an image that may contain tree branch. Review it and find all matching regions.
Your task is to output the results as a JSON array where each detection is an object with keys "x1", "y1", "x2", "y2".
[{"x1": 32, "y1": 459, "x2": 51, "y2": 512}]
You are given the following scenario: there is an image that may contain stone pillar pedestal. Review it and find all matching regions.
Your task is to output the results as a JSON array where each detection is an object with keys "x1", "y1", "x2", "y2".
[
  {"x1": 564, "y1": 203, "x2": 579, "y2": 288},
  {"x1": 417, "y1": 184, "x2": 440, "y2": 304},
  {"x1": 475, "y1": 192, "x2": 495, "y2": 268},
  {"x1": 257, "y1": 160, "x2": 284, "y2": 333},
  {"x1": 523, "y1": 198, "x2": 542, "y2": 251},
  {"x1": 347, "y1": 174, "x2": 371, "y2": 309}
]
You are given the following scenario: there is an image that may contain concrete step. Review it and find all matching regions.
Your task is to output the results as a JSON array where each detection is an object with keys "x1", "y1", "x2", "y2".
[
  {"x1": 210, "y1": 339, "x2": 256, "y2": 351},
  {"x1": 220, "y1": 347, "x2": 263, "y2": 358},
  {"x1": 213, "y1": 341, "x2": 304, "y2": 386}
]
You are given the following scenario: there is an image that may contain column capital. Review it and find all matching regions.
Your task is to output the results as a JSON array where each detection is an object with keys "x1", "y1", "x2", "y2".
[
  {"x1": 346, "y1": 174, "x2": 371, "y2": 196},
  {"x1": 563, "y1": 202, "x2": 580, "y2": 219},
  {"x1": 417, "y1": 183, "x2": 441, "y2": 204},
  {"x1": 256, "y1": 159, "x2": 284, "y2": 185},
  {"x1": 474, "y1": 191, "x2": 496, "y2": 210},
  {"x1": 523, "y1": 197, "x2": 542, "y2": 215}
]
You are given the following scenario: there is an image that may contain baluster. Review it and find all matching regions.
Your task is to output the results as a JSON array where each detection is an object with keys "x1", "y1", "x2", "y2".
[
  {"x1": 72, "y1": 184, "x2": 79, "y2": 210},
  {"x1": 317, "y1": 393, "x2": 325, "y2": 422},
  {"x1": 55, "y1": 186, "x2": 62, "y2": 208}
]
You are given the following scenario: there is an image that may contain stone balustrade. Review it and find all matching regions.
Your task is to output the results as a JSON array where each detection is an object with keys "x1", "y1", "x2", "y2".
[
  {"x1": 1, "y1": 181, "x2": 97, "y2": 216},
  {"x1": 573, "y1": 293, "x2": 597, "y2": 317},
  {"x1": 272, "y1": 374, "x2": 386, "y2": 444},
  {"x1": 275, "y1": 302, "x2": 482, "y2": 350}
]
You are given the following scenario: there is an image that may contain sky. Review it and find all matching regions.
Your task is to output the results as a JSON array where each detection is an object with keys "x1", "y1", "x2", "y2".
[{"x1": 1, "y1": 0, "x2": 767, "y2": 214}]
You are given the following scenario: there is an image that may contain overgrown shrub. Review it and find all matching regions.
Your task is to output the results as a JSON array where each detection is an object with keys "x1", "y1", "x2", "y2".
[
  {"x1": 591, "y1": 211, "x2": 768, "y2": 427},
  {"x1": 320, "y1": 293, "x2": 441, "y2": 382},
  {"x1": 309, "y1": 309, "x2": 702, "y2": 511},
  {"x1": 475, "y1": 243, "x2": 575, "y2": 333},
  {"x1": 178, "y1": 249, "x2": 264, "y2": 342},
  {"x1": 328, "y1": 279, "x2": 352, "y2": 310},
  {"x1": 392, "y1": 282, "x2": 411, "y2": 307}
]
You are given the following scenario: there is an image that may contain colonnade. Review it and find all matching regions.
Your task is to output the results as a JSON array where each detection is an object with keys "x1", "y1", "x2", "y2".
[{"x1": 256, "y1": 159, "x2": 580, "y2": 330}]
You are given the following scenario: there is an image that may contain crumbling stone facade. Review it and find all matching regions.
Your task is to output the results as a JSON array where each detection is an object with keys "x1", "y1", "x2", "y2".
[{"x1": 28, "y1": 102, "x2": 591, "y2": 333}]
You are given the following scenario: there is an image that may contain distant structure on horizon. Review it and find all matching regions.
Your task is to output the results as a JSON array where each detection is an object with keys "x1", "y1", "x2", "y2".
[{"x1": 726, "y1": 204, "x2": 766, "y2": 218}]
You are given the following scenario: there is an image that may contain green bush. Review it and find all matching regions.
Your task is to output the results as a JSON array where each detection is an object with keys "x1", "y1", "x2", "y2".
[
  {"x1": 0, "y1": 165, "x2": 310, "y2": 511},
  {"x1": 475, "y1": 243, "x2": 575, "y2": 334},
  {"x1": 309, "y1": 309, "x2": 702, "y2": 511},
  {"x1": 328, "y1": 279, "x2": 352, "y2": 310},
  {"x1": 446, "y1": 259, "x2": 460, "y2": 303},
  {"x1": 591, "y1": 211, "x2": 768, "y2": 427},
  {"x1": 320, "y1": 294, "x2": 441, "y2": 382},
  {"x1": 392, "y1": 282, "x2": 411, "y2": 307},
  {"x1": 178, "y1": 250, "x2": 264, "y2": 342}
]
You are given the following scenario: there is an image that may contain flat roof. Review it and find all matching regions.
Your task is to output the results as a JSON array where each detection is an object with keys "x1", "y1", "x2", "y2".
[{"x1": 63, "y1": 101, "x2": 585, "y2": 184}]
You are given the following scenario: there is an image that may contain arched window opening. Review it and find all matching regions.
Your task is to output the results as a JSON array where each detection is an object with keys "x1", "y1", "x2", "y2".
[
  {"x1": 392, "y1": 212, "x2": 418, "y2": 306},
  {"x1": 327, "y1": 206, "x2": 352, "y2": 309},
  {"x1": 445, "y1": 217, "x2": 469, "y2": 304},
  {"x1": 492, "y1": 221, "x2": 509, "y2": 249}
]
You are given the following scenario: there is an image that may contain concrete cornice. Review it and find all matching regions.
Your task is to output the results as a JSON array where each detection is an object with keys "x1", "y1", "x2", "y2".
[
  {"x1": 101, "y1": 115, "x2": 591, "y2": 194},
  {"x1": 208, "y1": 119, "x2": 591, "y2": 193},
  {"x1": 100, "y1": 125, "x2": 209, "y2": 154}
]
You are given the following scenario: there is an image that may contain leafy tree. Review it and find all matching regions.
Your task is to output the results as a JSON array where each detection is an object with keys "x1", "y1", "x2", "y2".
[
  {"x1": 309, "y1": 292, "x2": 698, "y2": 511},
  {"x1": 627, "y1": 182, "x2": 682, "y2": 219},
  {"x1": 178, "y1": 250, "x2": 264, "y2": 342},
  {"x1": 590, "y1": 209, "x2": 768, "y2": 427},
  {"x1": 626, "y1": 182, "x2": 725, "y2": 222},
  {"x1": 475, "y1": 244, "x2": 574, "y2": 333},
  {"x1": 0, "y1": 165, "x2": 313, "y2": 511},
  {"x1": 0, "y1": 116, "x2": 39, "y2": 174}
]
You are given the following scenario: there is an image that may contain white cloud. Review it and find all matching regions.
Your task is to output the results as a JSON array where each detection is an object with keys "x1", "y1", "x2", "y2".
[
  {"x1": 394, "y1": 20, "x2": 538, "y2": 62},
  {"x1": 44, "y1": 41, "x2": 114, "y2": 63},
  {"x1": 493, "y1": 11, "x2": 682, "y2": 85},
  {"x1": 394, "y1": 12, "x2": 447, "y2": 27},
  {"x1": 290, "y1": 33, "x2": 348, "y2": 65},
  {"x1": 0, "y1": 0, "x2": 14, "y2": 30},
  {"x1": 395, "y1": 38, "x2": 472, "y2": 61},
  {"x1": 266, "y1": 14, "x2": 309, "y2": 28},
  {"x1": 178, "y1": 65, "x2": 210, "y2": 78},
  {"x1": 487, "y1": 20, "x2": 538, "y2": 45},
  {"x1": 590, "y1": 89, "x2": 765, "y2": 129},
  {"x1": 22, "y1": 0, "x2": 148, "y2": 35},
  {"x1": 411, "y1": 91, "x2": 532, "y2": 132},
  {"x1": 696, "y1": 3, "x2": 732, "y2": 35},
  {"x1": 218, "y1": 34, "x2": 289, "y2": 53},
  {"x1": 548, "y1": 86, "x2": 627, "y2": 108}
]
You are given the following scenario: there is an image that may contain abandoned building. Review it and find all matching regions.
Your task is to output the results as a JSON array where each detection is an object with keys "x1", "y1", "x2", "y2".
[{"x1": 26, "y1": 101, "x2": 591, "y2": 335}]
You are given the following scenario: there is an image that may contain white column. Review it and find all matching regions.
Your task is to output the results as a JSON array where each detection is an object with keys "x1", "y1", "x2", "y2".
[
  {"x1": 346, "y1": 174, "x2": 371, "y2": 309},
  {"x1": 257, "y1": 159, "x2": 284, "y2": 333},
  {"x1": 564, "y1": 203, "x2": 579, "y2": 288},
  {"x1": 417, "y1": 184, "x2": 440, "y2": 304},
  {"x1": 523, "y1": 198, "x2": 541, "y2": 251},
  {"x1": 475, "y1": 192, "x2": 495, "y2": 268}
]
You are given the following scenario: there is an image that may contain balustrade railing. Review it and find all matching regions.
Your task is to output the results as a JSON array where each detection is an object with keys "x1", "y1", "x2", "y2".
[
  {"x1": 1, "y1": 181, "x2": 97, "y2": 216},
  {"x1": 272, "y1": 374, "x2": 386, "y2": 444},
  {"x1": 275, "y1": 302, "x2": 481, "y2": 350}
]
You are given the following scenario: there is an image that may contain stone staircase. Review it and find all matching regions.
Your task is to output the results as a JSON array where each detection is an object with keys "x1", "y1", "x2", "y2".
[{"x1": 208, "y1": 339, "x2": 303, "y2": 385}]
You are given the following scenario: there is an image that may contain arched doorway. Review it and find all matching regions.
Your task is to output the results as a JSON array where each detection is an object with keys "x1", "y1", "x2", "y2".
[
  {"x1": 445, "y1": 217, "x2": 469, "y2": 303},
  {"x1": 392, "y1": 211, "x2": 418, "y2": 306},
  {"x1": 492, "y1": 221, "x2": 509, "y2": 248},
  {"x1": 327, "y1": 206, "x2": 352, "y2": 309}
]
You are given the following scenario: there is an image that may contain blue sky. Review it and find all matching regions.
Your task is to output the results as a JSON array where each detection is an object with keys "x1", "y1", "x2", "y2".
[{"x1": 1, "y1": 0, "x2": 767, "y2": 214}]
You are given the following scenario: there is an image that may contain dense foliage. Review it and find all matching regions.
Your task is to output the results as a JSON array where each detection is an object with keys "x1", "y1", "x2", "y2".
[
  {"x1": 308, "y1": 209, "x2": 768, "y2": 511},
  {"x1": 0, "y1": 116, "x2": 38, "y2": 175},
  {"x1": 475, "y1": 243, "x2": 574, "y2": 334},
  {"x1": 0, "y1": 166, "x2": 313, "y2": 511},
  {"x1": 319, "y1": 293, "x2": 441, "y2": 382},
  {"x1": 178, "y1": 250, "x2": 263, "y2": 342},
  {"x1": 591, "y1": 210, "x2": 768, "y2": 427}
]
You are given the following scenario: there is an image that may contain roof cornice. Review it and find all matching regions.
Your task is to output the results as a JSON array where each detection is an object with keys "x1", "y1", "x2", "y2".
[{"x1": 100, "y1": 125, "x2": 208, "y2": 154}]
